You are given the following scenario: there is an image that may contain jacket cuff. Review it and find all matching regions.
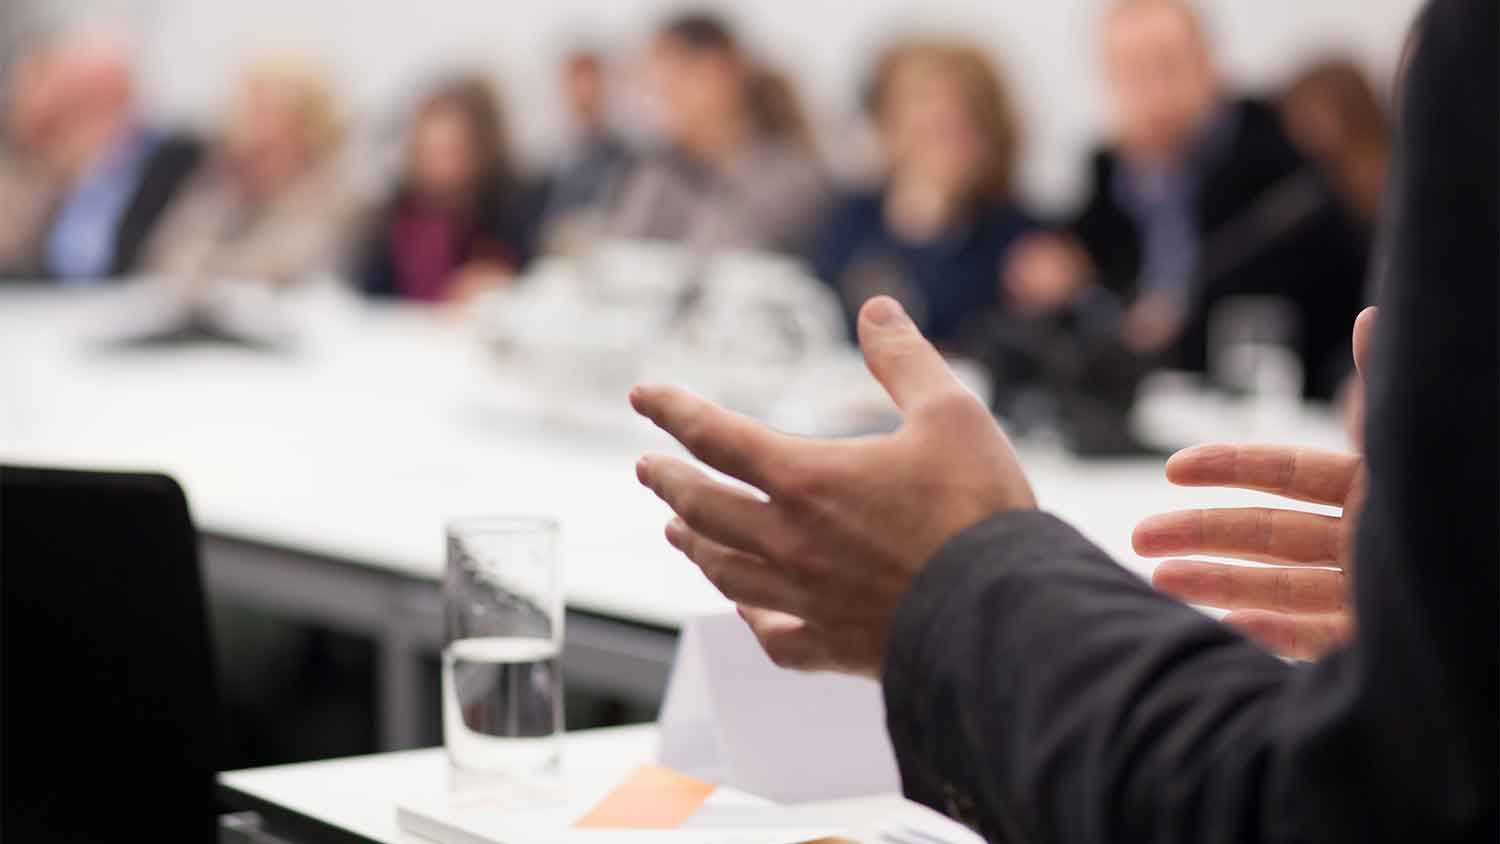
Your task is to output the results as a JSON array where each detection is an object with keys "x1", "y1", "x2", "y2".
[{"x1": 881, "y1": 508, "x2": 1073, "y2": 823}]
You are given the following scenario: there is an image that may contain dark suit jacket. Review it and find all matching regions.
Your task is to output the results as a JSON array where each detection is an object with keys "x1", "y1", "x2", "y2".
[
  {"x1": 33, "y1": 131, "x2": 204, "y2": 280},
  {"x1": 1069, "y1": 100, "x2": 1369, "y2": 398},
  {"x1": 883, "y1": 1, "x2": 1497, "y2": 841}
]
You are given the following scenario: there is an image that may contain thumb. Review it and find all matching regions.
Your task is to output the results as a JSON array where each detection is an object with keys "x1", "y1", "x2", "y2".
[
  {"x1": 857, "y1": 296, "x2": 961, "y2": 410},
  {"x1": 1352, "y1": 306, "x2": 1377, "y2": 380}
]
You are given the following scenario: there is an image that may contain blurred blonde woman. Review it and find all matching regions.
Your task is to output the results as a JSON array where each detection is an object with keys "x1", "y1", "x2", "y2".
[
  {"x1": 814, "y1": 40, "x2": 1035, "y2": 349},
  {"x1": 145, "y1": 55, "x2": 359, "y2": 287}
]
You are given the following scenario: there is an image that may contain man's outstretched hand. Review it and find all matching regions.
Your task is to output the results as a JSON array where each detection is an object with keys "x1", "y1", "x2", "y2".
[{"x1": 631, "y1": 296, "x2": 1036, "y2": 678}]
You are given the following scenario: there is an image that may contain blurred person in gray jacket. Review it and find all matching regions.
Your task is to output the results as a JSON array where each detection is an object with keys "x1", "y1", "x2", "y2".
[{"x1": 606, "y1": 12, "x2": 830, "y2": 257}]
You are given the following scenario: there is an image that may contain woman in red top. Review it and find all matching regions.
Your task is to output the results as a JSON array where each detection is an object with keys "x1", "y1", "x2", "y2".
[{"x1": 356, "y1": 76, "x2": 531, "y2": 303}]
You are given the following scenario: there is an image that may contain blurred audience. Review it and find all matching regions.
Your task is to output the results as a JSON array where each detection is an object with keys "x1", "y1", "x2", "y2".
[
  {"x1": 815, "y1": 40, "x2": 1034, "y2": 350},
  {"x1": 1281, "y1": 57, "x2": 1391, "y2": 229},
  {"x1": 606, "y1": 11, "x2": 830, "y2": 256},
  {"x1": 1004, "y1": 0, "x2": 1368, "y2": 399},
  {"x1": 534, "y1": 51, "x2": 633, "y2": 256},
  {"x1": 355, "y1": 75, "x2": 530, "y2": 302},
  {"x1": 143, "y1": 56, "x2": 358, "y2": 288},
  {"x1": 0, "y1": 32, "x2": 202, "y2": 282}
]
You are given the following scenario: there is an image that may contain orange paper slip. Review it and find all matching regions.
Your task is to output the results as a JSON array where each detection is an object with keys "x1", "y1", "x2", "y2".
[{"x1": 574, "y1": 764, "x2": 718, "y2": 829}]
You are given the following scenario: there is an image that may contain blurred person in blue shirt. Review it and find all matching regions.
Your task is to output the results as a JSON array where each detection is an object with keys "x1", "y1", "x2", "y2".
[
  {"x1": 815, "y1": 40, "x2": 1035, "y2": 351},
  {"x1": 1002, "y1": 0, "x2": 1367, "y2": 400},
  {"x1": 0, "y1": 31, "x2": 201, "y2": 283}
]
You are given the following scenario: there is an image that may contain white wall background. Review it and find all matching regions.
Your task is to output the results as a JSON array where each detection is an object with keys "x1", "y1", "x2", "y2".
[{"x1": 20, "y1": 0, "x2": 1425, "y2": 212}]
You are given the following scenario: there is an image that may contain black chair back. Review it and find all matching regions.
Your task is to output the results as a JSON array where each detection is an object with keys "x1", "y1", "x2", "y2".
[{"x1": 1, "y1": 466, "x2": 218, "y2": 841}]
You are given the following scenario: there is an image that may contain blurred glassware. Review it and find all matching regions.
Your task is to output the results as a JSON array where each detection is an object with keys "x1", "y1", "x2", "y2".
[
  {"x1": 639, "y1": 250, "x2": 845, "y2": 415},
  {"x1": 443, "y1": 516, "x2": 564, "y2": 781},
  {"x1": 474, "y1": 239, "x2": 848, "y2": 423},
  {"x1": 1208, "y1": 295, "x2": 1306, "y2": 439}
]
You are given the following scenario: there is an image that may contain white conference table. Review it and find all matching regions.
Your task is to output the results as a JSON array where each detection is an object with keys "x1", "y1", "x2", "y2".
[
  {"x1": 218, "y1": 724, "x2": 977, "y2": 844},
  {"x1": 0, "y1": 286, "x2": 1349, "y2": 749},
  {"x1": 219, "y1": 726, "x2": 663, "y2": 844}
]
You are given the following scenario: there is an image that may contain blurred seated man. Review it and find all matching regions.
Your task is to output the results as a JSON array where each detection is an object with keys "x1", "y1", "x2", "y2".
[
  {"x1": 606, "y1": 12, "x2": 830, "y2": 256},
  {"x1": 534, "y1": 50, "x2": 633, "y2": 255},
  {"x1": 355, "y1": 75, "x2": 531, "y2": 303},
  {"x1": 815, "y1": 41, "x2": 1035, "y2": 352},
  {"x1": 143, "y1": 56, "x2": 359, "y2": 287},
  {"x1": 0, "y1": 32, "x2": 202, "y2": 282},
  {"x1": 1004, "y1": 0, "x2": 1367, "y2": 399}
]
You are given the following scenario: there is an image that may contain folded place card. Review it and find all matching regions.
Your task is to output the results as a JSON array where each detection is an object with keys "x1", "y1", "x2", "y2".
[{"x1": 658, "y1": 612, "x2": 901, "y2": 803}]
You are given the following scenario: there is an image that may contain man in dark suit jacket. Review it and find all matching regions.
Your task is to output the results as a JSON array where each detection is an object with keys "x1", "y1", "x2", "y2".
[
  {"x1": 0, "y1": 32, "x2": 201, "y2": 282},
  {"x1": 1006, "y1": 0, "x2": 1368, "y2": 398},
  {"x1": 629, "y1": 0, "x2": 1495, "y2": 840}
]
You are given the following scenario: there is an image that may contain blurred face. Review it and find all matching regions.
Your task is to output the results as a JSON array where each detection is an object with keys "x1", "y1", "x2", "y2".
[
  {"x1": 1102, "y1": 1, "x2": 1220, "y2": 164},
  {"x1": 226, "y1": 73, "x2": 318, "y2": 199},
  {"x1": 648, "y1": 37, "x2": 743, "y2": 144},
  {"x1": 565, "y1": 59, "x2": 606, "y2": 127},
  {"x1": 12, "y1": 37, "x2": 135, "y2": 173},
  {"x1": 880, "y1": 59, "x2": 986, "y2": 196},
  {"x1": 410, "y1": 104, "x2": 482, "y2": 205}
]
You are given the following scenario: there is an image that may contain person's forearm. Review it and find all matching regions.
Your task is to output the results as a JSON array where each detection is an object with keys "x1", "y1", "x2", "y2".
[{"x1": 883, "y1": 509, "x2": 1293, "y2": 843}]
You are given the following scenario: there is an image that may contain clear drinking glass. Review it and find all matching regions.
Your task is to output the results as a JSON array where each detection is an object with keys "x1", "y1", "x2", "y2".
[
  {"x1": 1207, "y1": 296, "x2": 1305, "y2": 439},
  {"x1": 443, "y1": 516, "x2": 564, "y2": 779}
]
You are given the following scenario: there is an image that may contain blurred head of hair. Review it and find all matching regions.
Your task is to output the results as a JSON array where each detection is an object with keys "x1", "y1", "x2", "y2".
[
  {"x1": 5, "y1": 30, "x2": 136, "y2": 173},
  {"x1": 745, "y1": 66, "x2": 814, "y2": 148},
  {"x1": 1282, "y1": 57, "x2": 1390, "y2": 221},
  {"x1": 648, "y1": 11, "x2": 750, "y2": 152},
  {"x1": 222, "y1": 54, "x2": 343, "y2": 201},
  {"x1": 1101, "y1": 0, "x2": 1221, "y2": 165},
  {"x1": 403, "y1": 74, "x2": 515, "y2": 211},
  {"x1": 563, "y1": 50, "x2": 609, "y2": 130},
  {"x1": 867, "y1": 39, "x2": 1020, "y2": 207},
  {"x1": 1282, "y1": 58, "x2": 1389, "y2": 161}
]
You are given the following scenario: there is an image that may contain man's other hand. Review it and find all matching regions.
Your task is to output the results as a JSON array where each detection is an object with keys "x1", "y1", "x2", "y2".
[
  {"x1": 631, "y1": 296, "x2": 1036, "y2": 678},
  {"x1": 1133, "y1": 444, "x2": 1364, "y2": 659}
]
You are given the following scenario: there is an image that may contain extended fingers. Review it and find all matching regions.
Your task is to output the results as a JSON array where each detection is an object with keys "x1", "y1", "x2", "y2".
[
  {"x1": 665, "y1": 520, "x2": 806, "y2": 616},
  {"x1": 1152, "y1": 558, "x2": 1345, "y2": 613},
  {"x1": 1225, "y1": 609, "x2": 1352, "y2": 660},
  {"x1": 1133, "y1": 507, "x2": 1341, "y2": 565},
  {"x1": 636, "y1": 454, "x2": 781, "y2": 559},
  {"x1": 1164, "y1": 444, "x2": 1360, "y2": 507},
  {"x1": 630, "y1": 384, "x2": 789, "y2": 492},
  {"x1": 1352, "y1": 306, "x2": 1377, "y2": 379}
]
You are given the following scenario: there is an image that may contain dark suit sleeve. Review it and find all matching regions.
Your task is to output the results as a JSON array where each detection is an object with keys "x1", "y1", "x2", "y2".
[
  {"x1": 1067, "y1": 151, "x2": 1142, "y2": 302},
  {"x1": 882, "y1": 2, "x2": 1497, "y2": 841},
  {"x1": 111, "y1": 133, "x2": 203, "y2": 276}
]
